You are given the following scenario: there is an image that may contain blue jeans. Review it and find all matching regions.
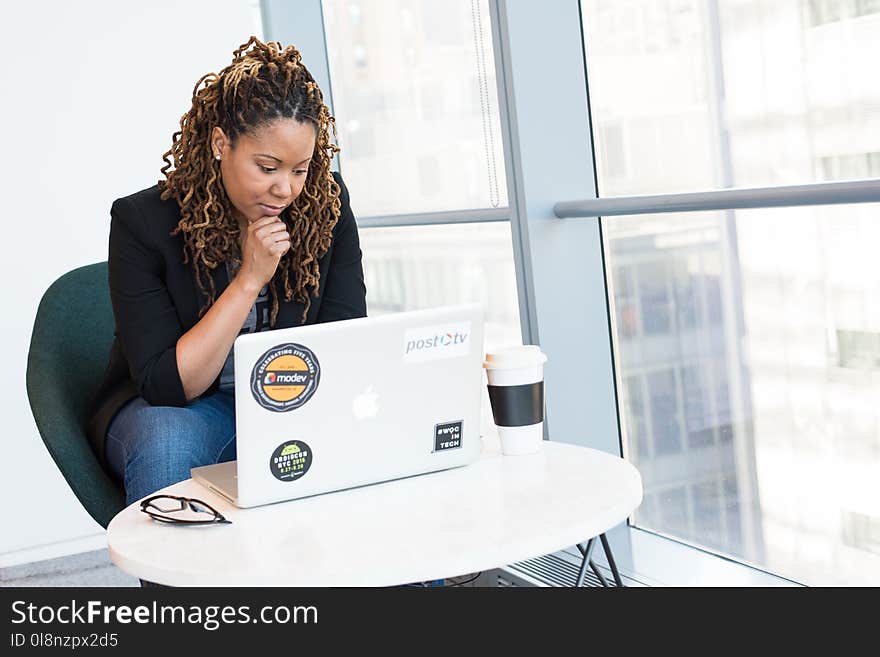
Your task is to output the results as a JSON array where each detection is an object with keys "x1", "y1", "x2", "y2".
[{"x1": 105, "y1": 391, "x2": 237, "y2": 506}]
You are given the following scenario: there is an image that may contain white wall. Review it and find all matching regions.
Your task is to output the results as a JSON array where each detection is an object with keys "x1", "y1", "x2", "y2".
[{"x1": 0, "y1": 0, "x2": 263, "y2": 565}]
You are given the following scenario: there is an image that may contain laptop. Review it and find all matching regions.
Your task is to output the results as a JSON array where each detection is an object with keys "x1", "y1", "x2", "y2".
[{"x1": 192, "y1": 303, "x2": 485, "y2": 507}]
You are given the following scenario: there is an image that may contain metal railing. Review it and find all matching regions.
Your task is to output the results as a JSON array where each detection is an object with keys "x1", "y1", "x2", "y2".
[
  {"x1": 554, "y1": 178, "x2": 880, "y2": 218},
  {"x1": 357, "y1": 207, "x2": 510, "y2": 229},
  {"x1": 354, "y1": 179, "x2": 880, "y2": 228}
]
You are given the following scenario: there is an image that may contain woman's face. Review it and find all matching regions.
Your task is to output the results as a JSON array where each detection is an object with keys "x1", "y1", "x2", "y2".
[{"x1": 211, "y1": 118, "x2": 317, "y2": 225}]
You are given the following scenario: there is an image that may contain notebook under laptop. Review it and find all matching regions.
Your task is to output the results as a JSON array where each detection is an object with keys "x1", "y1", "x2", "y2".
[{"x1": 192, "y1": 303, "x2": 484, "y2": 507}]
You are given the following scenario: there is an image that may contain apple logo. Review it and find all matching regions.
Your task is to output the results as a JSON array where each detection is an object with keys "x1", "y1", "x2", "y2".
[{"x1": 352, "y1": 385, "x2": 380, "y2": 419}]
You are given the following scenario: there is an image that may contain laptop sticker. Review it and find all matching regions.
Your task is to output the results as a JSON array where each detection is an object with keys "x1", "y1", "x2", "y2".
[
  {"x1": 403, "y1": 322, "x2": 471, "y2": 363},
  {"x1": 251, "y1": 343, "x2": 321, "y2": 412},
  {"x1": 433, "y1": 420, "x2": 463, "y2": 452},
  {"x1": 270, "y1": 440, "x2": 312, "y2": 482}
]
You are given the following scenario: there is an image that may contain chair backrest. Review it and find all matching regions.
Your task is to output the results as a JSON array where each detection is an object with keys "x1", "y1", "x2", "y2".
[{"x1": 27, "y1": 262, "x2": 125, "y2": 528}]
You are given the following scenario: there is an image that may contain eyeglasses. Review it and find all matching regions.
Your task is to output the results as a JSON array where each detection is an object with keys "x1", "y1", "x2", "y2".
[{"x1": 139, "y1": 494, "x2": 231, "y2": 525}]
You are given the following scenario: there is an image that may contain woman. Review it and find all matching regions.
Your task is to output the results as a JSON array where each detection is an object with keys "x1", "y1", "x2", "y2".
[{"x1": 87, "y1": 37, "x2": 367, "y2": 507}]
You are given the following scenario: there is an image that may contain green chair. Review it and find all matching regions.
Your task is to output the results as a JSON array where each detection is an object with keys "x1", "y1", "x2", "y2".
[{"x1": 26, "y1": 262, "x2": 125, "y2": 529}]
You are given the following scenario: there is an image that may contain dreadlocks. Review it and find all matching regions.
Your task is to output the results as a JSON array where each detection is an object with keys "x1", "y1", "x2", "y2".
[{"x1": 158, "y1": 36, "x2": 341, "y2": 325}]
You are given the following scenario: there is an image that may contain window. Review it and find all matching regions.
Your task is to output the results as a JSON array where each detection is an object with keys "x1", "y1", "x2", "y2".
[
  {"x1": 836, "y1": 330, "x2": 880, "y2": 369},
  {"x1": 319, "y1": 1, "x2": 522, "y2": 445},
  {"x1": 842, "y1": 510, "x2": 880, "y2": 558},
  {"x1": 808, "y1": 0, "x2": 880, "y2": 25},
  {"x1": 647, "y1": 368, "x2": 683, "y2": 455},
  {"x1": 682, "y1": 365, "x2": 714, "y2": 449},
  {"x1": 320, "y1": 0, "x2": 520, "y2": 349},
  {"x1": 582, "y1": 0, "x2": 880, "y2": 195},
  {"x1": 580, "y1": 0, "x2": 880, "y2": 584},
  {"x1": 638, "y1": 262, "x2": 672, "y2": 336},
  {"x1": 605, "y1": 202, "x2": 880, "y2": 585},
  {"x1": 613, "y1": 265, "x2": 638, "y2": 338},
  {"x1": 359, "y1": 223, "x2": 521, "y2": 351},
  {"x1": 292, "y1": 0, "x2": 880, "y2": 585},
  {"x1": 818, "y1": 151, "x2": 880, "y2": 181},
  {"x1": 323, "y1": 0, "x2": 508, "y2": 216}
]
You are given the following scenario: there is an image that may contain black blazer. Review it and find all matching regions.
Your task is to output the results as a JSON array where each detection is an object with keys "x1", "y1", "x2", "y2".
[{"x1": 87, "y1": 171, "x2": 367, "y2": 463}]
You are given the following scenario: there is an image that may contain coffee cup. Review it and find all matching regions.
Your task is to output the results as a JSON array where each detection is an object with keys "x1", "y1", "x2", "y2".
[{"x1": 483, "y1": 345, "x2": 547, "y2": 455}]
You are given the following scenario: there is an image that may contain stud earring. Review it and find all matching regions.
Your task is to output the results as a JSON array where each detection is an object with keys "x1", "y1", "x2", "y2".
[{"x1": 215, "y1": 154, "x2": 221, "y2": 161}]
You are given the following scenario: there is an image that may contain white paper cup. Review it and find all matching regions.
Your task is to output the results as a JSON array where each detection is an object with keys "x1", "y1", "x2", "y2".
[{"x1": 483, "y1": 345, "x2": 547, "y2": 456}]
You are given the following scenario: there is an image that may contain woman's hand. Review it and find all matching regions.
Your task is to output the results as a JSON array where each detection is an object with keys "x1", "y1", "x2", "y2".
[{"x1": 237, "y1": 216, "x2": 291, "y2": 293}]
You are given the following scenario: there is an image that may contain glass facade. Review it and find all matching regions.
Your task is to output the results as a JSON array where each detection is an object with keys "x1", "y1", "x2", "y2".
[
  {"x1": 604, "y1": 201, "x2": 880, "y2": 584},
  {"x1": 318, "y1": 0, "x2": 880, "y2": 585},
  {"x1": 322, "y1": 1, "x2": 522, "y2": 448},
  {"x1": 582, "y1": 0, "x2": 880, "y2": 195},
  {"x1": 323, "y1": 0, "x2": 507, "y2": 216},
  {"x1": 360, "y1": 222, "x2": 522, "y2": 352},
  {"x1": 585, "y1": 0, "x2": 880, "y2": 584}
]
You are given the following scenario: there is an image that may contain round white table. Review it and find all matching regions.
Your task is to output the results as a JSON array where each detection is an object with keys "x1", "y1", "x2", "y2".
[{"x1": 107, "y1": 438, "x2": 643, "y2": 586}]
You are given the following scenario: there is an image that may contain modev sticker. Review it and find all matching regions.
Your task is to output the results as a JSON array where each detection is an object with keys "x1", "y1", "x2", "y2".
[
  {"x1": 403, "y1": 322, "x2": 471, "y2": 363},
  {"x1": 251, "y1": 343, "x2": 320, "y2": 412}
]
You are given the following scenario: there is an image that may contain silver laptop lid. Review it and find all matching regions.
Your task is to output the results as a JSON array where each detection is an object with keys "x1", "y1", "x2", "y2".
[{"x1": 230, "y1": 303, "x2": 484, "y2": 507}]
